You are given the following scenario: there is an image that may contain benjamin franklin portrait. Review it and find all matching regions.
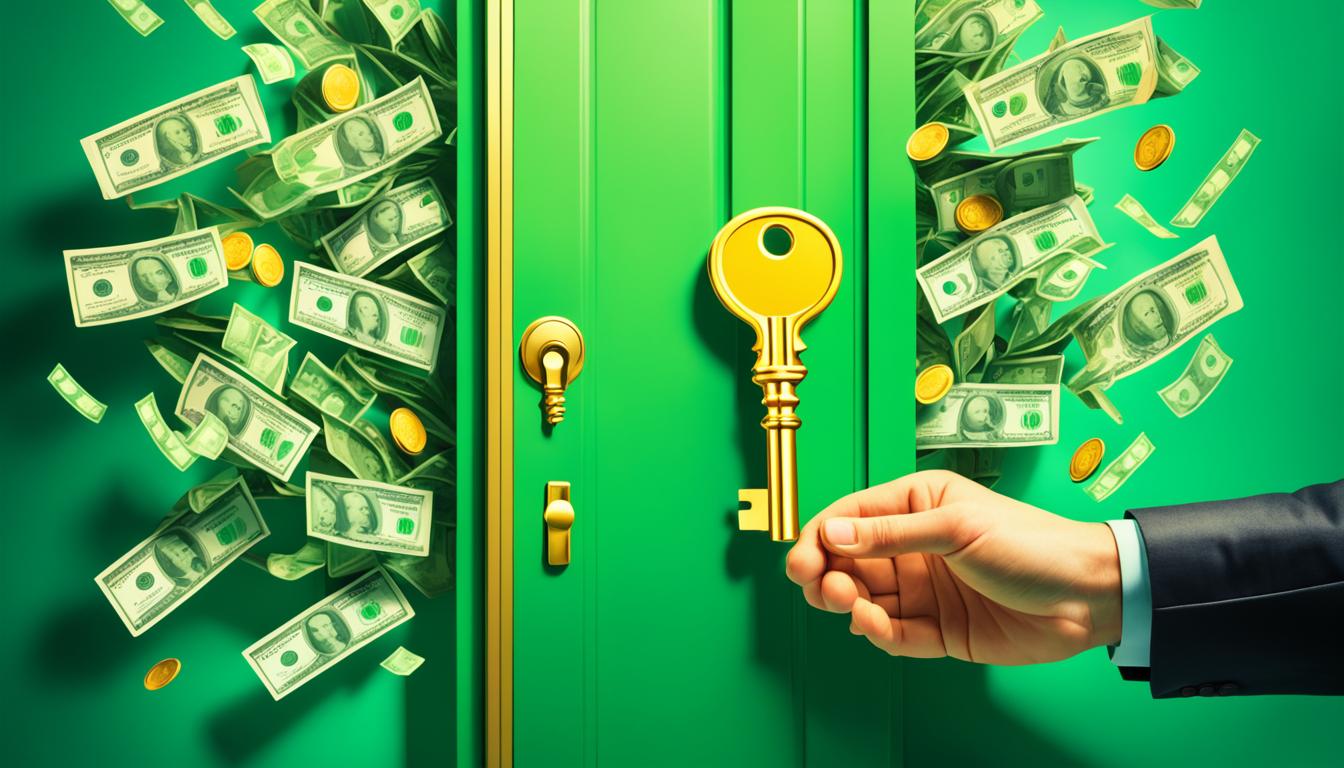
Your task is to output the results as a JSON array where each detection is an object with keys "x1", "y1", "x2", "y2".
[
  {"x1": 153, "y1": 529, "x2": 207, "y2": 588},
  {"x1": 958, "y1": 394, "x2": 1005, "y2": 442},
  {"x1": 310, "y1": 483, "x2": 341, "y2": 534},
  {"x1": 970, "y1": 236, "x2": 1018, "y2": 291},
  {"x1": 303, "y1": 610, "x2": 351, "y2": 656},
  {"x1": 346, "y1": 290, "x2": 388, "y2": 345},
  {"x1": 1120, "y1": 289, "x2": 1175, "y2": 352},
  {"x1": 205, "y1": 385, "x2": 252, "y2": 436},
  {"x1": 939, "y1": 10, "x2": 995, "y2": 53},
  {"x1": 365, "y1": 200, "x2": 405, "y2": 256},
  {"x1": 338, "y1": 490, "x2": 381, "y2": 536},
  {"x1": 334, "y1": 116, "x2": 386, "y2": 171},
  {"x1": 129, "y1": 254, "x2": 180, "y2": 305},
  {"x1": 154, "y1": 114, "x2": 201, "y2": 168},
  {"x1": 1037, "y1": 53, "x2": 1109, "y2": 118}
]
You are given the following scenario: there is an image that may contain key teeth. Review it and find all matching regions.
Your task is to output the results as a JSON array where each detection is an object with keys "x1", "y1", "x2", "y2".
[{"x1": 737, "y1": 488, "x2": 769, "y2": 531}]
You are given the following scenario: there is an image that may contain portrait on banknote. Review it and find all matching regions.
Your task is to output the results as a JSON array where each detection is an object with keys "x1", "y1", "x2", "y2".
[
  {"x1": 958, "y1": 393, "x2": 1006, "y2": 442},
  {"x1": 334, "y1": 115, "x2": 386, "y2": 171},
  {"x1": 304, "y1": 610, "x2": 351, "y2": 655},
  {"x1": 153, "y1": 529, "x2": 208, "y2": 588},
  {"x1": 1038, "y1": 53, "x2": 1109, "y2": 117},
  {"x1": 347, "y1": 290, "x2": 388, "y2": 344},
  {"x1": 971, "y1": 235, "x2": 1018, "y2": 291},
  {"x1": 365, "y1": 200, "x2": 405, "y2": 256},
  {"x1": 153, "y1": 114, "x2": 201, "y2": 168},
  {"x1": 1121, "y1": 289, "x2": 1175, "y2": 352},
  {"x1": 205, "y1": 384, "x2": 252, "y2": 436},
  {"x1": 338, "y1": 490, "x2": 381, "y2": 535},
  {"x1": 129, "y1": 253, "x2": 180, "y2": 304}
]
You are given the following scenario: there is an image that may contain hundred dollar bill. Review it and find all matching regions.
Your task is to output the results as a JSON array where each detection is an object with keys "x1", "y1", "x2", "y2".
[
  {"x1": 964, "y1": 17, "x2": 1197, "y2": 150},
  {"x1": 1067, "y1": 236, "x2": 1242, "y2": 398},
  {"x1": 183, "y1": 411, "x2": 229, "y2": 459},
  {"x1": 953, "y1": 300, "x2": 996, "y2": 378},
  {"x1": 1085, "y1": 433, "x2": 1154, "y2": 502},
  {"x1": 1158, "y1": 334, "x2": 1231, "y2": 417},
  {"x1": 915, "y1": 383, "x2": 1059, "y2": 448},
  {"x1": 321, "y1": 178, "x2": 451, "y2": 276},
  {"x1": 65, "y1": 227, "x2": 228, "y2": 327},
  {"x1": 175, "y1": 354, "x2": 319, "y2": 481},
  {"x1": 380, "y1": 242, "x2": 453, "y2": 305},
  {"x1": 271, "y1": 78, "x2": 442, "y2": 197},
  {"x1": 254, "y1": 0, "x2": 353, "y2": 69},
  {"x1": 108, "y1": 0, "x2": 163, "y2": 35},
  {"x1": 981, "y1": 354, "x2": 1064, "y2": 386},
  {"x1": 323, "y1": 414, "x2": 402, "y2": 483},
  {"x1": 363, "y1": 0, "x2": 422, "y2": 45},
  {"x1": 915, "y1": 0, "x2": 1041, "y2": 54},
  {"x1": 243, "y1": 43, "x2": 296, "y2": 84},
  {"x1": 306, "y1": 472, "x2": 433, "y2": 556},
  {"x1": 222, "y1": 304, "x2": 296, "y2": 394},
  {"x1": 1116, "y1": 193, "x2": 1178, "y2": 239},
  {"x1": 291, "y1": 353, "x2": 375, "y2": 422},
  {"x1": 48, "y1": 364, "x2": 107, "y2": 423},
  {"x1": 136, "y1": 393, "x2": 197, "y2": 470},
  {"x1": 290, "y1": 261, "x2": 446, "y2": 371},
  {"x1": 380, "y1": 646, "x2": 425, "y2": 676},
  {"x1": 243, "y1": 566, "x2": 414, "y2": 700},
  {"x1": 1170, "y1": 129, "x2": 1260, "y2": 228},
  {"x1": 81, "y1": 76, "x2": 270, "y2": 199},
  {"x1": 929, "y1": 139, "x2": 1093, "y2": 234},
  {"x1": 185, "y1": 0, "x2": 235, "y2": 39},
  {"x1": 916, "y1": 196, "x2": 1105, "y2": 323},
  {"x1": 266, "y1": 540, "x2": 326, "y2": 580},
  {"x1": 96, "y1": 477, "x2": 269, "y2": 636}
]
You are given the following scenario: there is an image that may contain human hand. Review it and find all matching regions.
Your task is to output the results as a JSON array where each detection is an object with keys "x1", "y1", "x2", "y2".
[{"x1": 785, "y1": 470, "x2": 1122, "y2": 665}]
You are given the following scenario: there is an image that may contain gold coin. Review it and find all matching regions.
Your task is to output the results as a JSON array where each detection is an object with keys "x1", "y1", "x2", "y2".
[
  {"x1": 389, "y1": 407, "x2": 428, "y2": 455},
  {"x1": 1069, "y1": 438, "x2": 1106, "y2": 483},
  {"x1": 906, "y1": 122, "x2": 950, "y2": 162},
  {"x1": 955, "y1": 194, "x2": 1004, "y2": 235},
  {"x1": 1134, "y1": 124, "x2": 1175, "y2": 171},
  {"x1": 251, "y1": 243, "x2": 285, "y2": 287},
  {"x1": 221, "y1": 231, "x2": 254, "y2": 271},
  {"x1": 915, "y1": 364, "x2": 954, "y2": 405},
  {"x1": 144, "y1": 658, "x2": 181, "y2": 691},
  {"x1": 322, "y1": 64, "x2": 360, "y2": 113}
]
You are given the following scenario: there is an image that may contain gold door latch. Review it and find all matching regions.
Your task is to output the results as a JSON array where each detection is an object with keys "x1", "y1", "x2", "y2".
[
  {"x1": 520, "y1": 316, "x2": 586, "y2": 427},
  {"x1": 707, "y1": 208, "x2": 843, "y2": 542},
  {"x1": 544, "y1": 481, "x2": 574, "y2": 566}
]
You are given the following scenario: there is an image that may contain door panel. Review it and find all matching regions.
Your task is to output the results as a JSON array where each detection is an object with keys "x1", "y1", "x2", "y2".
[{"x1": 511, "y1": 1, "x2": 904, "y2": 764}]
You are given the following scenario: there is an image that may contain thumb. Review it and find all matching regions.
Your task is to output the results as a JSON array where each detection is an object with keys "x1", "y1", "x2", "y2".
[{"x1": 821, "y1": 508, "x2": 969, "y2": 558}]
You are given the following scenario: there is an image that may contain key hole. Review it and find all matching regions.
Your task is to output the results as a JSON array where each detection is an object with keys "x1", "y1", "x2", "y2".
[{"x1": 760, "y1": 224, "x2": 793, "y2": 259}]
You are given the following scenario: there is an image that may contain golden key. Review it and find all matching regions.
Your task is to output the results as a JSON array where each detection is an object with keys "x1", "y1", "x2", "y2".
[{"x1": 708, "y1": 207, "x2": 843, "y2": 542}]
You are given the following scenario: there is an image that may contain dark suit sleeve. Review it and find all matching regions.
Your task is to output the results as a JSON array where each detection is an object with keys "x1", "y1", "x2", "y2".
[{"x1": 1125, "y1": 479, "x2": 1344, "y2": 698}]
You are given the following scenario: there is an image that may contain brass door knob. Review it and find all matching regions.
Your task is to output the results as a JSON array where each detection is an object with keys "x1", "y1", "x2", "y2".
[
  {"x1": 520, "y1": 316, "x2": 585, "y2": 426},
  {"x1": 544, "y1": 481, "x2": 574, "y2": 566}
]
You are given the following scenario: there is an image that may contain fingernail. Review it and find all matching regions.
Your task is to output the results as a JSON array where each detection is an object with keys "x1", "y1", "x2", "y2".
[{"x1": 824, "y1": 519, "x2": 856, "y2": 545}]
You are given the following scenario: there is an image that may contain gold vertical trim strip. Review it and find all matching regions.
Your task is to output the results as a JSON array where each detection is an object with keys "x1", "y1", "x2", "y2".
[{"x1": 486, "y1": 0, "x2": 514, "y2": 765}]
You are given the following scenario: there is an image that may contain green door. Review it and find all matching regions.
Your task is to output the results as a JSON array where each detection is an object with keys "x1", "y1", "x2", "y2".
[{"x1": 505, "y1": 0, "x2": 912, "y2": 765}]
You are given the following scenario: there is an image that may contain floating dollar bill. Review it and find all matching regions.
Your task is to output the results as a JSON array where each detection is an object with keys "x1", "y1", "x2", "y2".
[
  {"x1": 48, "y1": 364, "x2": 107, "y2": 423},
  {"x1": 65, "y1": 228, "x2": 228, "y2": 327},
  {"x1": 915, "y1": 0, "x2": 1042, "y2": 55},
  {"x1": 322, "y1": 414, "x2": 400, "y2": 482},
  {"x1": 953, "y1": 300, "x2": 996, "y2": 378},
  {"x1": 380, "y1": 242, "x2": 453, "y2": 305},
  {"x1": 266, "y1": 540, "x2": 327, "y2": 580},
  {"x1": 108, "y1": 0, "x2": 163, "y2": 36},
  {"x1": 97, "y1": 478, "x2": 269, "y2": 636},
  {"x1": 291, "y1": 353, "x2": 375, "y2": 422},
  {"x1": 136, "y1": 393, "x2": 197, "y2": 471},
  {"x1": 290, "y1": 261, "x2": 446, "y2": 371},
  {"x1": 380, "y1": 646, "x2": 425, "y2": 676},
  {"x1": 271, "y1": 78, "x2": 442, "y2": 196},
  {"x1": 363, "y1": 0, "x2": 422, "y2": 45},
  {"x1": 146, "y1": 340, "x2": 193, "y2": 383},
  {"x1": 928, "y1": 139, "x2": 1093, "y2": 235},
  {"x1": 964, "y1": 18, "x2": 1197, "y2": 150},
  {"x1": 1115, "y1": 194, "x2": 1178, "y2": 239},
  {"x1": 81, "y1": 76, "x2": 270, "y2": 199},
  {"x1": 916, "y1": 383, "x2": 1059, "y2": 448},
  {"x1": 243, "y1": 567, "x2": 414, "y2": 700},
  {"x1": 1085, "y1": 433, "x2": 1154, "y2": 502},
  {"x1": 1067, "y1": 236, "x2": 1242, "y2": 399},
  {"x1": 321, "y1": 178, "x2": 451, "y2": 277},
  {"x1": 183, "y1": 411, "x2": 229, "y2": 459},
  {"x1": 242, "y1": 43, "x2": 296, "y2": 84},
  {"x1": 916, "y1": 196, "x2": 1105, "y2": 323},
  {"x1": 175, "y1": 354, "x2": 319, "y2": 481},
  {"x1": 254, "y1": 0, "x2": 354, "y2": 69},
  {"x1": 981, "y1": 354, "x2": 1064, "y2": 386},
  {"x1": 306, "y1": 472, "x2": 433, "y2": 556},
  {"x1": 184, "y1": 0, "x2": 235, "y2": 39},
  {"x1": 1170, "y1": 129, "x2": 1260, "y2": 228},
  {"x1": 221, "y1": 304, "x2": 296, "y2": 394},
  {"x1": 1158, "y1": 334, "x2": 1231, "y2": 417}
]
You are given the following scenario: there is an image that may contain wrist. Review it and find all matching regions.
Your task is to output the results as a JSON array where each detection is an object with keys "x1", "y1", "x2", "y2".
[{"x1": 1079, "y1": 522, "x2": 1123, "y2": 648}]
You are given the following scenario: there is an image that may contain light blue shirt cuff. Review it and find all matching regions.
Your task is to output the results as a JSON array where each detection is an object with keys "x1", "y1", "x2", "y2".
[{"x1": 1103, "y1": 518, "x2": 1151, "y2": 668}]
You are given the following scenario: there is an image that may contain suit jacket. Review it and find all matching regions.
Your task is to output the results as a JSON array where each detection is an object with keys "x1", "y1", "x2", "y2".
[{"x1": 1125, "y1": 480, "x2": 1344, "y2": 698}]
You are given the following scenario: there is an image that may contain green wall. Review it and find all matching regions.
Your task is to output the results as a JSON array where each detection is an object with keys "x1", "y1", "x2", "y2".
[
  {"x1": 0, "y1": 4, "x2": 458, "y2": 765},
  {"x1": 902, "y1": 3, "x2": 1344, "y2": 766}
]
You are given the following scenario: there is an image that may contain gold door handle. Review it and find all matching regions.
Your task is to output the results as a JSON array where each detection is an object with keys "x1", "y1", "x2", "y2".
[
  {"x1": 520, "y1": 316, "x2": 585, "y2": 426},
  {"x1": 543, "y1": 481, "x2": 574, "y2": 566}
]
